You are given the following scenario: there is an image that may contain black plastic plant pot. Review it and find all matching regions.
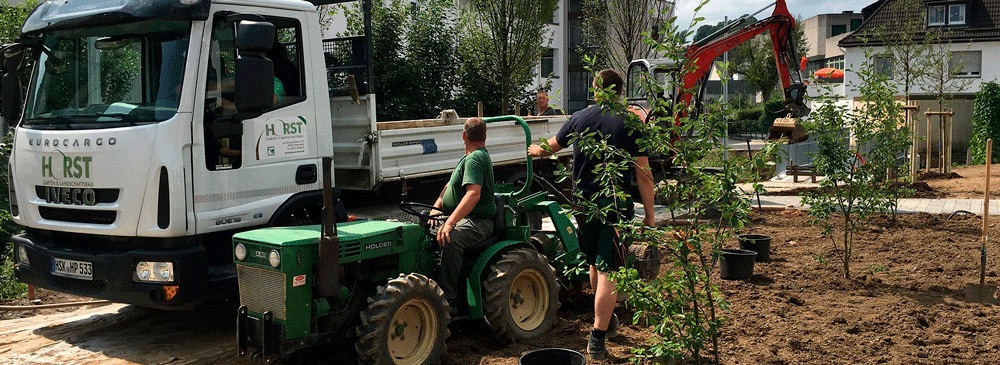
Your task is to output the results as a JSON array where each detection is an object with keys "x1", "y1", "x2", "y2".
[
  {"x1": 737, "y1": 234, "x2": 772, "y2": 262},
  {"x1": 720, "y1": 249, "x2": 757, "y2": 280},
  {"x1": 519, "y1": 348, "x2": 585, "y2": 365}
]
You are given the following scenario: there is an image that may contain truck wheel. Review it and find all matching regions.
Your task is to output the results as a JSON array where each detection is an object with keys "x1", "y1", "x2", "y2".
[
  {"x1": 483, "y1": 248, "x2": 560, "y2": 344},
  {"x1": 355, "y1": 273, "x2": 451, "y2": 365}
]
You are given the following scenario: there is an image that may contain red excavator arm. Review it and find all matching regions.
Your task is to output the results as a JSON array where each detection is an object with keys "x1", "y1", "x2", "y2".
[
  {"x1": 681, "y1": 0, "x2": 808, "y2": 119},
  {"x1": 627, "y1": 0, "x2": 809, "y2": 137}
]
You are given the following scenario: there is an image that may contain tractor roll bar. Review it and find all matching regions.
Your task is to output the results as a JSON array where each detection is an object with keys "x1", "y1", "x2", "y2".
[{"x1": 483, "y1": 115, "x2": 532, "y2": 199}]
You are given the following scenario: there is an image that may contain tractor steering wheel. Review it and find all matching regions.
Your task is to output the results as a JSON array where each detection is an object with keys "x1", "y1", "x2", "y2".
[{"x1": 398, "y1": 202, "x2": 449, "y2": 226}]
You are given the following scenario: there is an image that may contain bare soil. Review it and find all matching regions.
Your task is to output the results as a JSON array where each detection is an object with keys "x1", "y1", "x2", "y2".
[{"x1": 922, "y1": 165, "x2": 998, "y2": 199}]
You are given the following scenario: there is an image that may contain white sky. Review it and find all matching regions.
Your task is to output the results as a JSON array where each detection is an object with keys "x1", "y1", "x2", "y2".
[{"x1": 675, "y1": 0, "x2": 869, "y2": 30}]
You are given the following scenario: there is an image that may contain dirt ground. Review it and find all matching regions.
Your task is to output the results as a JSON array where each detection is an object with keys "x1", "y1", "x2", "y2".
[
  {"x1": 921, "y1": 165, "x2": 998, "y2": 199},
  {"x1": 5, "y1": 164, "x2": 1000, "y2": 364}
]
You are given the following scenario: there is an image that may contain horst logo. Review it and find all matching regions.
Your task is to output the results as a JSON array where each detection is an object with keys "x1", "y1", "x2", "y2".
[{"x1": 41, "y1": 155, "x2": 92, "y2": 179}]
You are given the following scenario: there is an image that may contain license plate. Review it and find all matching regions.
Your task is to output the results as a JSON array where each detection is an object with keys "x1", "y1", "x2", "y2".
[{"x1": 51, "y1": 257, "x2": 93, "y2": 280}]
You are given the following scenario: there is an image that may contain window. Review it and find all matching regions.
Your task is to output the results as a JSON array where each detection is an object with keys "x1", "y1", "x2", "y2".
[
  {"x1": 850, "y1": 18, "x2": 862, "y2": 31},
  {"x1": 831, "y1": 24, "x2": 847, "y2": 36},
  {"x1": 950, "y1": 50, "x2": 981, "y2": 78},
  {"x1": 826, "y1": 56, "x2": 844, "y2": 71},
  {"x1": 928, "y1": 3, "x2": 966, "y2": 26},
  {"x1": 928, "y1": 5, "x2": 946, "y2": 26},
  {"x1": 873, "y1": 55, "x2": 894, "y2": 79},
  {"x1": 540, "y1": 48, "x2": 555, "y2": 78},
  {"x1": 204, "y1": 15, "x2": 305, "y2": 170},
  {"x1": 949, "y1": 4, "x2": 966, "y2": 25}
]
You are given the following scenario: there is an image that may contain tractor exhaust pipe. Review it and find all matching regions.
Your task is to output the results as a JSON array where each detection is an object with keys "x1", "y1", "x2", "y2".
[{"x1": 318, "y1": 157, "x2": 341, "y2": 297}]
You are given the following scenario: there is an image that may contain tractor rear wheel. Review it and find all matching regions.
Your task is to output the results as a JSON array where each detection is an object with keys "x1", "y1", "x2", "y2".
[
  {"x1": 483, "y1": 248, "x2": 560, "y2": 344},
  {"x1": 355, "y1": 273, "x2": 451, "y2": 365}
]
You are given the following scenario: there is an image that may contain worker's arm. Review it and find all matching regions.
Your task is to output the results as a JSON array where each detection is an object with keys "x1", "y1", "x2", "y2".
[
  {"x1": 437, "y1": 184, "x2": 482, "y2": 246},
  {"x1": 634, "y1": 156, "x2": 655, "y2": 227},
  {"x1": 527, "y1": 137, "x2": 564, "y2": 158}
]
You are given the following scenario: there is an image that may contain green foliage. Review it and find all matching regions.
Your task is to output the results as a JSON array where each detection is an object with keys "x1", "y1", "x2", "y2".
[
  {"x1": 802, "y1": 51, "x2": 910, "y2": 279},
  {"x1": 728, "y1": 19, "x2": 807, "y2": 101},
  {"x1": 336, "y1": 0, "x2": 460, "y2": 121},
  {"x1": 969, "y1": 81, "x2": 1000, "y2": 164},
  {"x1": 458, "y1": 0, "x2": 558, "y2": 115},
  {"x1": 0, "y1": 0, "x2": 35, "y2": 300},
  {"x1": 727, "y1": 107, "x2": 767, "y2": 137}
]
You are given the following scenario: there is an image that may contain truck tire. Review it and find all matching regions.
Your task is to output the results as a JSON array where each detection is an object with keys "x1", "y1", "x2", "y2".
[
  {"x1": 355, "y1": 273, "x2": 451, "y2": 365},
  {"x1": 482, "y1": 248, "x2": 560, "y2": 344}
]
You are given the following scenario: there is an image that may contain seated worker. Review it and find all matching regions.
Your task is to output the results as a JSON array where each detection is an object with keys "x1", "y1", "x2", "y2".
[{"x1": 429, "y1": 117, "x2": 496, "y2": 310}]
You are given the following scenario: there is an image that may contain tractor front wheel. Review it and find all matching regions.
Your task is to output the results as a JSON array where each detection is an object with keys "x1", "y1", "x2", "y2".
[
  {"x1": 483, "y1": 248, "x2": 560, "y2": 343},
  {"x1": 355, "y1": 273, "x2": 451, "y2": 365}
]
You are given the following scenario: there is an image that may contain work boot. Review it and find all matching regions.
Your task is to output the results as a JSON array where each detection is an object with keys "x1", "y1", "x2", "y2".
[
  {"x1": 587, "y1": 332, "x2": 606, "y2": 361},
  {"x1": 606, "y1": 313, "x2": 619, "y2": 340}
]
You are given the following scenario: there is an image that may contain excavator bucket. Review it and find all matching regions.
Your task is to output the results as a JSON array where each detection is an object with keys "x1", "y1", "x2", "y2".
[{"x1": 768, "y1": 116, "x2": 808, "y2": 144}]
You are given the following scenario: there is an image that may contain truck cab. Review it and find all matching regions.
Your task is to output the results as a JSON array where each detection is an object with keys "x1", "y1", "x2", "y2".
[{"x1": 7, "y1": 0, "x2": 336, "y2": 309}]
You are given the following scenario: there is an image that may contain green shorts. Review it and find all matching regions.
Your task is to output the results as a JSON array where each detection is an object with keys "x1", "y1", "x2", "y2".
[{"x1": 578, "y1": 197, "x2": 634, "y2": 272}]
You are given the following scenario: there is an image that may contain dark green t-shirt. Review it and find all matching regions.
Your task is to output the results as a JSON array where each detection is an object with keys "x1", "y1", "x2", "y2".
[{"x1": 442, "y1": 148, "x2": 496, "y2": 219}]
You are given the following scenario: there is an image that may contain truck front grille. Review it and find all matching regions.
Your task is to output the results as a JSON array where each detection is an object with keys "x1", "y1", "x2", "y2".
[
  {"x1": 39, "y1": 207, "x2": 116, "y2": 225},
  {"x1": 237, "y1": 265, "x2": 286, "y2": 320}
]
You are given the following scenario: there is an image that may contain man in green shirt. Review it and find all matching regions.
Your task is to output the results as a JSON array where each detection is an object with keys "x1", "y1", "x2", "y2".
[{"x1": 430, "y1": 117, "x2": 496, "y2": 306}]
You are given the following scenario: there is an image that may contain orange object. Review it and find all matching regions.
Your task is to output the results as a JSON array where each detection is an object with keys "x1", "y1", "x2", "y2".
[
  {"x1": 800, "y1": 56, "x2": 807, "y2": 71},
  {"x1": 814, "y1": 67, "x2": 844, "y2": 79},
  {"x1": 162, "y1": 285, "x2": 179, "y2": 301}
]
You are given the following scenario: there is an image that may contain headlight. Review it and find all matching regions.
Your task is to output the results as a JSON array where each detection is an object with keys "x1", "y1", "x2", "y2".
[
  {"x1": 155, "y1": 262, "x2": 172, "y2": 281},
  {"x1": 135, "y1": 261, "x2": 175, "y2": 282},
  {"x1": 234, "y1": 243, "x2": 247, "y2": 261},
  {"x1": 268, "y1": 250, "x2": 280, "y2": 268},
  {"x1": 136, "y1": 262, "x2": 152, "y2": 281},
  {"x1": 16, "y1": 245, "x2": 29, "y2": 266}
]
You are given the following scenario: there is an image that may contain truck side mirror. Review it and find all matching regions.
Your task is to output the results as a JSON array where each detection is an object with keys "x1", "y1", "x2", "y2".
[
  {"x1": 233, "y1": 20, "x2": 275, "y2": 120},
  {"x1": 1, "y1": 44, "x2": 25, "y2": 123}
]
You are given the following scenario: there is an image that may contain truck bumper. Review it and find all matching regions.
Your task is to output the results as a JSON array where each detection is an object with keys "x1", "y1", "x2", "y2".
[{"x1": 12, "y1": 233, "x2": 237, "y2": 310}]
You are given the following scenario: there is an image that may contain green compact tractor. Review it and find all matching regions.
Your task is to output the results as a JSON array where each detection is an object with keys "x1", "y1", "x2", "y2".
[{"x1": 234, "y1": 116, "x2": 587, "y2": 364}]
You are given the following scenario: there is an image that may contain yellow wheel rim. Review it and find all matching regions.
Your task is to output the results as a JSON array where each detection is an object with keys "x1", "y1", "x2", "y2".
[
  {"x1": 387, "y1": 298, "x2": 438, "y2": 365},
  {"x1": 508, "y1": 268, "x2": 549, "y2": 331}
]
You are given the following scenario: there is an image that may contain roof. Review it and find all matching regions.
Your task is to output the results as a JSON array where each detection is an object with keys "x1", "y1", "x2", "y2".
[{"x1": 840, "y1": 0, "x2": 1000, "y2": 47}]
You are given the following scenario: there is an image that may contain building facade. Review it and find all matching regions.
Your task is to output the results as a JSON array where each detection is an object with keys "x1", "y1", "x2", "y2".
[{"x1": 839, "y1": 0, "x2": 1000, "y2": 163}]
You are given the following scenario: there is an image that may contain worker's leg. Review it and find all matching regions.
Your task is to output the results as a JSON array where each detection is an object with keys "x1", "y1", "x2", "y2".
[{"x1": 437, "y1": 217, "x2": 493, "y2": 305}]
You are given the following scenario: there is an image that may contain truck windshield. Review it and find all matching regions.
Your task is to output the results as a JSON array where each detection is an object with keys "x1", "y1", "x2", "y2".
[{"x1": 23, "y1": 20, "x2": 191, "y2": 129}]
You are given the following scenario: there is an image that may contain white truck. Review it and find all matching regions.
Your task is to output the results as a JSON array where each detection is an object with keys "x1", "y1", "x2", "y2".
[{"x1": 2, "y1": 0, "x2": 567, "y2": 309}]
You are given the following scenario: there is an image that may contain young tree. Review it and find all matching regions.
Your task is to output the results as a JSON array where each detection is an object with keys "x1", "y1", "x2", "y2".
[
  {"x1": 559, "y1": 2, "x2": 776, "y2": 362},
  {"x1": 803, "y1": 51, "x2": 907, "y2": 279},
  {"x1": 460, "y1": 0, "x2": 558, "y2": 114},
  {"x1": 580, "y1": 0, "x2": 673, "y2": 73},
  {"x1": 876, "y1": 0, "x2": 935, "y2": 101}
]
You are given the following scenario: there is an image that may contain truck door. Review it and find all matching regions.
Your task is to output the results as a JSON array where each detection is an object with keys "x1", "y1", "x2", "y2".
[{"x1": 191, "y1": 10, "x2": 320, "y2": 233}]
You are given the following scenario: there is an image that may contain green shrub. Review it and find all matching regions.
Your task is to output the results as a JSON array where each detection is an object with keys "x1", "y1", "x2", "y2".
[
  {"x1": 728, "y1": 107, "x2": 766, "y2": 136},
  {"x1": 969, "y1": 81, "x2": 1000, "y2": 164},
  {"x1": 759, "y1": 96, "x2": 787, "y2": 126}
]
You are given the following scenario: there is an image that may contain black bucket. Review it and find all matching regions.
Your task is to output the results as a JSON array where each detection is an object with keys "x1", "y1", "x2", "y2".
[
  {"x1": 737, "y1": 234, "x2": 772, "y2": 262},
  {"x1": 720, "y1": 249, "x2": 756, "y2": 280},
  {"x1": 519, "y1": 348, "x2": 585, "y2": 365}
]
